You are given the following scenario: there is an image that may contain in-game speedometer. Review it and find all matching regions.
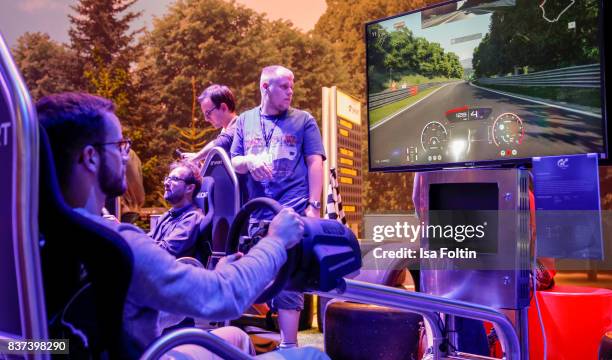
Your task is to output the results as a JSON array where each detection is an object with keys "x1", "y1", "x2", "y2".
[
  {"x1": 492, "y1": 112, "x2": 524, "y2": 147},
  {"x1": 421, "y1": 121, "x2": 448, "y2": 154}
]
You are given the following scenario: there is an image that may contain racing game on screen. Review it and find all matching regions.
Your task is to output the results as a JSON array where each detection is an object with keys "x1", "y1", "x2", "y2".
[{"x1": 367, "y1": 0, "x2": 605, "y2": 171}]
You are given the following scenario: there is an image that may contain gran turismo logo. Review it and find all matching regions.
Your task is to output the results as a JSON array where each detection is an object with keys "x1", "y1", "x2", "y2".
[{"x1": 557, "y1": 158, "x2": 569, "y2": 169}]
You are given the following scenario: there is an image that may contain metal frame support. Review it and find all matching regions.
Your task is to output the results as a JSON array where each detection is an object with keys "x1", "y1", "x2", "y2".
[
  {"x1": 140, "y1": 328, "x2": 253, "y2": 360},
  {"x1": 316, "y1": 279, "x2": 521, "y2": 360}
]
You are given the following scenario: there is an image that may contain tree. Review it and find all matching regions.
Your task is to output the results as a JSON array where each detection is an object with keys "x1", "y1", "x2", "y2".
[
  {"x1": 172, "y1": 77, "x2": 217, "y2": 153},
  {"x1": 473, "y1": 0, "x2": 600, "y2": 77},
  {"x1": 315, "y1": 0, "x2": 445, "y2": 214},
  {"x1": 134, "y1": 0, "x2": 349, "y2": 206},
  {"x1": 69, "y1": 0, "x2": 142, "y2": 68},
  {"x1": 367, "y1": 25, "x2": 463, "y2": 92},
  {"x1": 12, "y1": 32, "x2": 77, "y2": 100},
  {"x1": 315, "y1": 0, "x2": 442, "y2": 98},
  {"x1": 68, "y1": 0, "x2": 143, "y2": 120}
]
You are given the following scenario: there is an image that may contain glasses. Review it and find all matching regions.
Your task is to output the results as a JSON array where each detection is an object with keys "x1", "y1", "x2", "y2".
[
  {"x1": 164, "y1": 176, "x2": 189, "y2": 184},
  {"x1": 203, "y1": 105, "x2": 218, "y2": 119},
  {"x1": 93, "y1": 138, "x2": 131, "y2": 155}
]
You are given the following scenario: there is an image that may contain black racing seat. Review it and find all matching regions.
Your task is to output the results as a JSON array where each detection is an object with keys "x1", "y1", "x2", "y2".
[
  {"x1": 200, "y1": 147, "x2": 241, "y2": 268},
  {"x1": 193, "y1": 176, "x2": 215, "y2": 266},
  {"x1": 38, "y1": 125, "x2": 137, "y2": 358}
]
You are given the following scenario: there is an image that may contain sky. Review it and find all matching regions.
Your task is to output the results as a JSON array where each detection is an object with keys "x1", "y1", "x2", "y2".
[
  {"x1": 377, "y1": 9, "x2": 491, "y2": 64},
  {"x1": 0, "y1": 0, "x2": 327, "y2": 47}
]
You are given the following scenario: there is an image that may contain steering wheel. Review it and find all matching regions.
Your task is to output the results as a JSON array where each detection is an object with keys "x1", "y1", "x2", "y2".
[{"x1": 226, "y1": 197, "x2": 299, "y2": 303}]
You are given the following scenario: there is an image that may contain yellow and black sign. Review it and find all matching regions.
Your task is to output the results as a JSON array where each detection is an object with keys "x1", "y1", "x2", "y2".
[{"x1": 322, "y1": 87, "x2": 363, "y2": 237}]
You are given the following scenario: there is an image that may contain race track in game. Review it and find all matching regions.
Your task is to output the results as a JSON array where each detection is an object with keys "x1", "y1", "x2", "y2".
[{"x1": 369, "y1": 81, "x2": 604, "y2": 168}]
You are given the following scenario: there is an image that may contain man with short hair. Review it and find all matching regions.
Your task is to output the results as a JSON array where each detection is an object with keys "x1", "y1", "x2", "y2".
[
  {"x1": 37, "y1": 92, "x2": 327, "y2": 359},
  {"x1": 149, "y1": 161, "x2": 204, "y2": 258},
  {"x1": 231, "y1": 66, "x2": 325, "y2": 349},
  {"x1": 182, "y1": 84, "x2": 238, "y2": 162}
]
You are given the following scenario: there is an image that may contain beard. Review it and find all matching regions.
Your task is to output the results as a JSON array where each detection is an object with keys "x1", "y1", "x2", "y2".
[
  {"x1": 99, "y1": 153, "x2": 126, "y2": 198},
  {"x1": 164, "y1": 188, "x2": 183, "y2": 205}
]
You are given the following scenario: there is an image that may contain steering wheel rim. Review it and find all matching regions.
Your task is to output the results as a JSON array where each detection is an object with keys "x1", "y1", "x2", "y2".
[{"x1": 226, "y1": 197, "x2": 298, "y2": 303}]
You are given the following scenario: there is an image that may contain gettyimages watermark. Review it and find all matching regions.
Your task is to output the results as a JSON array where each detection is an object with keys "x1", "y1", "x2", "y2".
[
  {"x1": 370, "y1": 220, "x2": 489, "y2": 260},
  {"x1": 372, "y1": 221, "x2": 488, "y2": 243},
  {"x1": 361, "y1": 210, "x2": 612, "y2": 271}
]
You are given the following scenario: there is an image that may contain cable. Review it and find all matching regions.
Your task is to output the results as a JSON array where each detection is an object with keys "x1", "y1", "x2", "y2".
[
  {"x1": 530, "y1": 167, "x2": 547, "y2": 360},
  {"x1": 533, "y1": 250, "x2": 547, "y2": 360}
]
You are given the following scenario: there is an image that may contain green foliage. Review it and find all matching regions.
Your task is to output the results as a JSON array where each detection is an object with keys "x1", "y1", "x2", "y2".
[
  {"x1": 367, "y1": 26, "x2": 463, "y2": 93},
  {"x1": 84, "y1": 56, "x2": 131, "y2": 118},
  {"x1": 69, "y1": 0, "x2": 143, "y2": 69},
  {"x1": 69, "y1": 0, "x2": 143, "y2": 123},
  {"x1": 172, "y1": 77, "x2": 217, "y2": 152},
  {"x1": 396, "y1": 74, "x2": 455, "y2": 86},
  {"x1": 369, "y1": 85, "x2": 441, "y2": 126},
  {"x1": 134, "y1": 0, "x2": 350, "y2": 206},
  {"x1": 474, "y1": 84, "x2": 601, "y2": 110},
  {"x1": 473, "y1": 0, "x2": 599, "y2": 77},
  {"x1": 12, "y1": 32, "x2": 78, "y2": 100},
  {"x1": 315, "y1": 0, "x2": 444, "y2": 213},
  {"x1": 315, "y1": 0, "x2": 443, "y2": 99}
]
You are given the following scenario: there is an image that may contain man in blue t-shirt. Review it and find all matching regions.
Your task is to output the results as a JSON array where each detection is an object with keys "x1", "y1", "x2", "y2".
[{"x1": 231, "y1": 65, "x2": 325, "y2": 349}]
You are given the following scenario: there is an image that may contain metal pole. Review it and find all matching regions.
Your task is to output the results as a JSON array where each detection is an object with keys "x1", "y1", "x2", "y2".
[
  {"x1": 140, "y1": 328, "x2": 253, "y2": 360},
  {"x1": 446, "y1": 315, "x2": 459, "y2": 352},
  {"x1": 316, "y1": 279, "x2": 521, "y2": 360},
  {"x1": 518, "y1": 307, "x2": 530, "y2": 360}
]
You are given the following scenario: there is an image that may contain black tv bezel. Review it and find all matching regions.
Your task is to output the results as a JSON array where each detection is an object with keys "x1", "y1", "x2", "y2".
[{"x1": 365, "y1": 0, "x2": 609, "y2": 173}]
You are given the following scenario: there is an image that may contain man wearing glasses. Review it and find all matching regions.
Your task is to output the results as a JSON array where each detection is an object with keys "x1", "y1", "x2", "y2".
[
  {"x1": 181, "y1": 84, "x2": 238, "y2": 162},
  {"x1": 148, "y1": 161, "x2": 204, "y2": 258}
]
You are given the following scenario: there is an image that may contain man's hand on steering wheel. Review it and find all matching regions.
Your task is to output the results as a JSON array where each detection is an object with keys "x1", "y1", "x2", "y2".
[{"x1": 268, "y1": 208, "x2": 304, "y2": 249}]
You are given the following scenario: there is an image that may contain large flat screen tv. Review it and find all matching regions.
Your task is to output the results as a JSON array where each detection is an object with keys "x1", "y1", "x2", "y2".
[{"x1": 366, "y1": 0, "x2": 607, "y2": 171}]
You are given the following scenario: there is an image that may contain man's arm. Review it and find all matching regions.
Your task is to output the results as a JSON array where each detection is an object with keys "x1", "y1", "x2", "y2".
[
  {"x1": 122, "y1": 208, "x2": 302, "y2": 321},
  {"x1": 229, "y1": 112, "x2": 272, "y2": 179},
  {"x1": 126, "y1": 229, "x2": 287, "y2": 320},
  {"x1": 305, "y1": 154, "x2": 323, "y2": 218},
  {"x1": 302, "y1": 114, "x2": 326, "y2": 218},
  {"x1": 232, "y1": 153, "x2": 273, "y2": 180},
  {"x1": 184, "y1": 129, "x2": 235, "y2": 163},
  {"x1": 183, "y1": 141, "x2": 216, "y2": 163},
  {"x1": 230, "y1": 115, "x2": 250, "y2": 174},
  {"x1": 231, "y1": 155, "x2": 251, "y2": 174}
]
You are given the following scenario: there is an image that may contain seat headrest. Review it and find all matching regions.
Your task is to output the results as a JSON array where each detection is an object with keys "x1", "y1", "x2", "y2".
[{"x1": 201, "y1": 176, "x2": 214, "y2": 192}]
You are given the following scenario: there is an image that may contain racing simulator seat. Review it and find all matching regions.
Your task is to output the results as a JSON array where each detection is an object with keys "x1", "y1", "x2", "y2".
[
  {"x1": 199, "y1": 147, "x2": 241, "y2": 268},
  {"x1": 1, "y1": 35, "x2": 135, "y2": 359},
  {"x1": 39, "y1": 126, "x2": 136, "y2": 358},
  {"x1": 192, "y1": 176, "x2": 215, "y2": 267}
]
